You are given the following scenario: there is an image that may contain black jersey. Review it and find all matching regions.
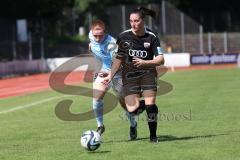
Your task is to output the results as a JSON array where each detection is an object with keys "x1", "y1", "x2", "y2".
[{"x1": 116, "y1": 28, "x2": 163, "y2": 71}]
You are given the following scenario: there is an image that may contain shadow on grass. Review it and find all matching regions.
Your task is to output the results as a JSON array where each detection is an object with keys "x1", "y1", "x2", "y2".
[
  {"x1": 104, "y1": 133, "x2": 228, "y2": 143},
  {"x1": 87, "y1": 150, "x2": 111, "y2": 154},
  {"x1": 139, "y1": 134, "x2": 228, "y2": 142}
]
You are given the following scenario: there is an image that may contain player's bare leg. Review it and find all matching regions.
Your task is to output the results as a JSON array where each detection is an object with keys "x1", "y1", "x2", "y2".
[{"x1": 93, "y1": 80, "x2": 108, "y2": 135}]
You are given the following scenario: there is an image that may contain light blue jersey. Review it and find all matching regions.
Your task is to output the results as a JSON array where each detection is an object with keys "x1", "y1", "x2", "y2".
[{"x1": 89, "y1": 31, "x2": 117, "y2": 71}]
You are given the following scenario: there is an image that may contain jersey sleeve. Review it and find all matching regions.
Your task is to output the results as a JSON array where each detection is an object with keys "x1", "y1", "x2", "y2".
[
  {"x1": 106, "y1": 35, "x2": 118, "y2": 59},
  {"x1": 152, "y1": 37, "x2": 163, "y2": 56},
  {"x1": 115, "y1": 36, "x2": 126, "y2": 61},
  {"x1": 88, "y1": 31, "x2": 95, "y2": 43}
]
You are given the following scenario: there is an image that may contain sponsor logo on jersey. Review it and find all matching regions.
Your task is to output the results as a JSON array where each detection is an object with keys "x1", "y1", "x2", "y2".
[
  {"x1": 128, "y1": 49, "x2": 148, "y2": 58},
  {"x1": 119, "y1": 41, "x2": 132, "y2": 50},
  {"x1": 144, "y1": 42, "x2": 150, "y2": 48}
]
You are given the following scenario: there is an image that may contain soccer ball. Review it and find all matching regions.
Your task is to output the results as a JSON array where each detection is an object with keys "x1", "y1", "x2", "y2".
[{"x1": 80, "y1": 130, "x2": 102, "y2": 151}]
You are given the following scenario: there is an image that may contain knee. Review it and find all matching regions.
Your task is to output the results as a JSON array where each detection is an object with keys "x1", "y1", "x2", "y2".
[
  {"x1": 126, "y1": 100, "x2": 139, "y2": 113},
  {"x1": 144, "y1": 97, "x2": 156, "y2": 105},
  {"x1": 127, "y1": 106, "x2": 138, "y2": 113}
]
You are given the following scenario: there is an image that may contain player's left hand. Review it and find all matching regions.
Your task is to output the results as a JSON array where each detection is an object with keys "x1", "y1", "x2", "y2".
[{"x1": 133, "y1": 57, "x2": 146, "y2": 67}]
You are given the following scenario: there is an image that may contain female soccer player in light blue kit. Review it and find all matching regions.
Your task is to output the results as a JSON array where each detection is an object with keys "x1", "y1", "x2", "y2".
[{"x1": 89, "y1": 20, "x2": 143, "y2": 140}]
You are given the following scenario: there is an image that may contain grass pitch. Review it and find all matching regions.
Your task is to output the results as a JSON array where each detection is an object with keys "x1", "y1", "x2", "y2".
[{"x1": 0, "y1": 68, "x2": 240, "y2": 160}]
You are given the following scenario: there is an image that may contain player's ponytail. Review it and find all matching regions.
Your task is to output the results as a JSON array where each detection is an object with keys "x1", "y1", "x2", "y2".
[
  {"x1": 138, "y1": 7, "x2": 156, "y2": 19},
  {"x1": 131, "y1": 7, "x2": 156, "y2": 19}
]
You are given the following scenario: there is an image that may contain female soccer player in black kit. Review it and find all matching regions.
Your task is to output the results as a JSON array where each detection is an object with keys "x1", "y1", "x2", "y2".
[{"x1": 104, "y1": 7, "x2": 164, "y2": 143}]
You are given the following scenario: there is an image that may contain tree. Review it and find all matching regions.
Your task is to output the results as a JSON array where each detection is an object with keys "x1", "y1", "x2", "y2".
[{"x1": 0, "y1": 0, "x2": 74, "y2": 19}]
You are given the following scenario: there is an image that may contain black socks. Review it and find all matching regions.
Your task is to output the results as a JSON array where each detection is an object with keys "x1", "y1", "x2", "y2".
[{"x1": 146, "y1": 104, "x2": 158, "y2": 138}]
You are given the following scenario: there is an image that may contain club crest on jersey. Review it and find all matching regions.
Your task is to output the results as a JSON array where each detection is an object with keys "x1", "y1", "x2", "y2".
[{"x1": 144, "y1": 42, "x2": 150, "y2": 48}]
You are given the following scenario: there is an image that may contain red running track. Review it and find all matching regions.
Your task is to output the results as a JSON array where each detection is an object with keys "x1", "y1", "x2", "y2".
[
  {"x1": 0, "y1": 71, "x2": 90, "y2": 99},
  {"x1": 0, "y1": 64, "x2": 237, "y2": 99}
]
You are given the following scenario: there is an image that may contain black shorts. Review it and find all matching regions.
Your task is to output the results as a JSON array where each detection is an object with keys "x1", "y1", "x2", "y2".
[{"x1": 122, "y1": 69, "x2": 157, "y2": 96}]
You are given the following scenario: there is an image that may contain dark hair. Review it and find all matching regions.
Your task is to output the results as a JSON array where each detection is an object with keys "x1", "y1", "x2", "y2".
[{"x1": 131, "y1": 7, "x2": 156, "y2": 19}]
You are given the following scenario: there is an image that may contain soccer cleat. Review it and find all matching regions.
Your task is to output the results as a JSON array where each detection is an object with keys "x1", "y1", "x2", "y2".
[
  {"x1": 97, "y1": 125, "x2": 105, "y2": 135},
  {"x1": 129, "y1": 123, "x2": 137, "y2": 140},
  {"x1": 150, "y1": 136, "x2": 158, "y2": 143}
]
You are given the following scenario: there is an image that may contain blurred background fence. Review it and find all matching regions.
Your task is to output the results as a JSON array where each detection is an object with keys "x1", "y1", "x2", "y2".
[
  {"x1": 1, "y1": 1, "x2": 240, "y2": 62},
  {"x1": 104, "y1": 2, "x2": 240, "y2": 54}
]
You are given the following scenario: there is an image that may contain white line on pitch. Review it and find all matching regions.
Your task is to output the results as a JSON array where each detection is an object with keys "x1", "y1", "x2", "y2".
[
  {"x1": 0, "y1": 90, "x2": 90, "y2": 115},
  {"x1": 0, "y1": 96, "x2": 60, "y2": 114}
]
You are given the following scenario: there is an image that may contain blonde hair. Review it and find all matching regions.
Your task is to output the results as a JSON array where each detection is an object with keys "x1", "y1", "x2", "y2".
[{"x1": 91, "y1": 20, "x2": 106, "y2": 31}]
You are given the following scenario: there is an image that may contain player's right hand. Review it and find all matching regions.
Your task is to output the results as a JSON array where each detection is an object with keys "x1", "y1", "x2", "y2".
[
  {"x1": 102, "y1": 74, "x2": 111, "y2": 85},
  {"x1": 98, "y1": 72, "x2": 109, "y2": 78}
]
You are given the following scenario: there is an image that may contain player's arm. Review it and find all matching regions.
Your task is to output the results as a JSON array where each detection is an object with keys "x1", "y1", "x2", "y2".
[
  {"x1": 103, "y1": 37, "x2": 125, "y2": 84},
  {"x1": 103, "y1": 57, "x2": 122, "y2": 85},
  {"x1": 133, "y1": 54, "x2": 164, "y2": 67},
  {"x1": 133, "y1": 37, "x2": 164, "y2": 68},
  {"x1": 108, "y1": 36, "x2": 125, "y2": 79},
  {"x1": 110, "y1": 58, "x2": 122, "y2": 79},
  {"x1": 88, "y1": 43, "x2": 92, "y2": 52}
]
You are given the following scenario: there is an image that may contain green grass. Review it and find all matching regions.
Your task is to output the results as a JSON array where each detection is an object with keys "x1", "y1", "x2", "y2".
[{"x1": 1, "y1": 68, "x2": 240, "y2": 160}]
